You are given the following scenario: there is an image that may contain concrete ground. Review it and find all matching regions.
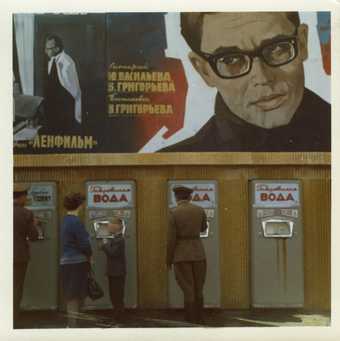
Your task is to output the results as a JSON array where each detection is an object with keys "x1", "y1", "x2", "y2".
[{"x1": 15, "y1": 308, "x2": 331, "y2": 329}]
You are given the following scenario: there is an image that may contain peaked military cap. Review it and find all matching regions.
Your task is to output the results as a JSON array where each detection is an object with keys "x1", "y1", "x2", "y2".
[
  {"x1": 172, "y1": 186, "x2": 193, "y2": 195},
  {"x1": 13, "y1": 183, "x2": 30, "y2": 193}
]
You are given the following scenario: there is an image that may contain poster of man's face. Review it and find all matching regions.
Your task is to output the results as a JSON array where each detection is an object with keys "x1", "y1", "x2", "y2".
[
  {"x1": 13, "y1": 11, "x2": 331, "y2": 154},
  {"x1": 190, "y1": 12, "x2": 307, "y2": 129}
]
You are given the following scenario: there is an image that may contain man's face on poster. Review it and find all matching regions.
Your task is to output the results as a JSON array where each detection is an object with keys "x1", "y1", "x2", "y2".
[
  {"x1": 190, "y1": 12, "x2": 309, "y2": 129},
  {"x1": 45, "y1": 39, "x2": 60, "y2": 59}
]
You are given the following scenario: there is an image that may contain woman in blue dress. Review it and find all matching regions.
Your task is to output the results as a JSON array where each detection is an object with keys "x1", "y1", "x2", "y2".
[{"x1": 60, "y1": 192, "x2": 92, "y2": 328}]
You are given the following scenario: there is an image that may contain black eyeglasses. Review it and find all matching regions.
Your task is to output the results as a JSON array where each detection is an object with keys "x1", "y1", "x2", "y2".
[{"x1": 198, "y1": 31, "x2": 299, "y2": 79}]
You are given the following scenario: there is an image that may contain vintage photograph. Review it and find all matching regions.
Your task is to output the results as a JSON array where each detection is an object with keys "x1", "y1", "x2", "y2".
[{"x1": 9, "y1": 7, "x2": 333, "y2": 338}]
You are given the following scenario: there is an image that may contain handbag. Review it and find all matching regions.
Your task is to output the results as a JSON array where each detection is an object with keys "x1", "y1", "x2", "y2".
[{"x1": 87, "y1": 268, "x2": 104, "y2": 300}]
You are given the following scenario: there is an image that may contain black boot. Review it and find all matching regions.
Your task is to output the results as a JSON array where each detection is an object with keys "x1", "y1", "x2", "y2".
[
  {"x1": 113, "y1": 304, "x2": 125, "y2": 323},
  {"x1": 195, "y1": 297, "x2": 204, "y2": 324},
  {"x1": 184, "y1": 301, "x2": 196, "y2": 323}
]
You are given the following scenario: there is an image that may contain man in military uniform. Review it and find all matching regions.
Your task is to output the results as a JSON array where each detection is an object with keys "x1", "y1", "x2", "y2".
[
  {"x1": 167, "y1": 186, "x2": 208, "y2": 324},
  {"x1": 13, "y1": 183, "x2": 39, "y2": 328}
]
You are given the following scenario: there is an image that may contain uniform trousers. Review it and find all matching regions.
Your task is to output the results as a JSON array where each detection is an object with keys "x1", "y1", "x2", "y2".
[
  {"x1": 174, "y1": 260, "x2": 206, "y2": 323},
  {"x1": 13, "y1": 261, "x2": 28, "y2": 327}
]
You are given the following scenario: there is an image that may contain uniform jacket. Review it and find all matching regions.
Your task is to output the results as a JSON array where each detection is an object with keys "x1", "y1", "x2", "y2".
[
  {"x1": 167, "y1": 200, "x2": 208, "y2": 265},
  {"x1": 13, "y1": 203, "x2": 39, "y2": 263},
  {"x1": 48, "y1": 51, "x2": 82, "y2": 122},
  {"x1": 161, "y1": 88, "x2": 331, "y2": 152},
  {"x1": 101, "y1": 235, "x2": 126, "y2": 277}
]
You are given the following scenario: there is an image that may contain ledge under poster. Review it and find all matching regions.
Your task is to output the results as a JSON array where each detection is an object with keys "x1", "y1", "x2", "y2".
[{"x1": 13, "y1": 12, "x2": 331, "y2": 154}]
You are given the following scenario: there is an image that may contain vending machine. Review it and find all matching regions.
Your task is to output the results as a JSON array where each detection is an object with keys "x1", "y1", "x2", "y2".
[
  {"x1": 167, "y1": 180, "x2": 220, "y2": 307},
  {"x1": 84, "y1": 181, "x2": 137, "y2": 309},
  {"x1": 250, "y1": 180, "x2": 304, "y2": 307},
  {"x1": 21, "y1": 182, "x2": 59, "y2": 310}
]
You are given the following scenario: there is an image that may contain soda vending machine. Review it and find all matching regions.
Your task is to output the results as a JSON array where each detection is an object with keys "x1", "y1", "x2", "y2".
[
  {"x1": 84, "y1": 181, "x2": 137, "y2": 309},
  {"x1": 21, "y1": 182, "x2": 59, "y2": 310},
  {"x1": 250, "y1": 180, "x2": 304, "y2": 307},
  {"x1": 167, "y1": 180, "x2": 221, "y2": 307}
]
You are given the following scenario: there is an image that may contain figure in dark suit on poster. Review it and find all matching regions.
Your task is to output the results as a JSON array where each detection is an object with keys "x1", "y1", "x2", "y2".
[
  {"x1": 161, "y1": 12, "x2": 331, "y2": 152},
  {"x1": 167, "y1": 186, "x2": 208, "y2": 324},
  {"x1": 43, "y1": 34, "x2": 82, "y2": 135}
]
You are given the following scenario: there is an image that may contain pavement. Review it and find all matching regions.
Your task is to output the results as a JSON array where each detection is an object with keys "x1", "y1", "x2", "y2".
[{"x1": 15, "y1": 308, "x2": 331, "y2": 329}]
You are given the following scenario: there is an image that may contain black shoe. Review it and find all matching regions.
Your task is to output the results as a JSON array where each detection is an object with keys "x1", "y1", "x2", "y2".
[
  {"x1": 184, "y1": 302, "x2": 197, "y2": 324},
  {"x1": 113, "y1": 307, "x2": 126, "y2": 323},
  {"x1": 195, "y1": 298, "x2": 204, "y2": 324}
]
